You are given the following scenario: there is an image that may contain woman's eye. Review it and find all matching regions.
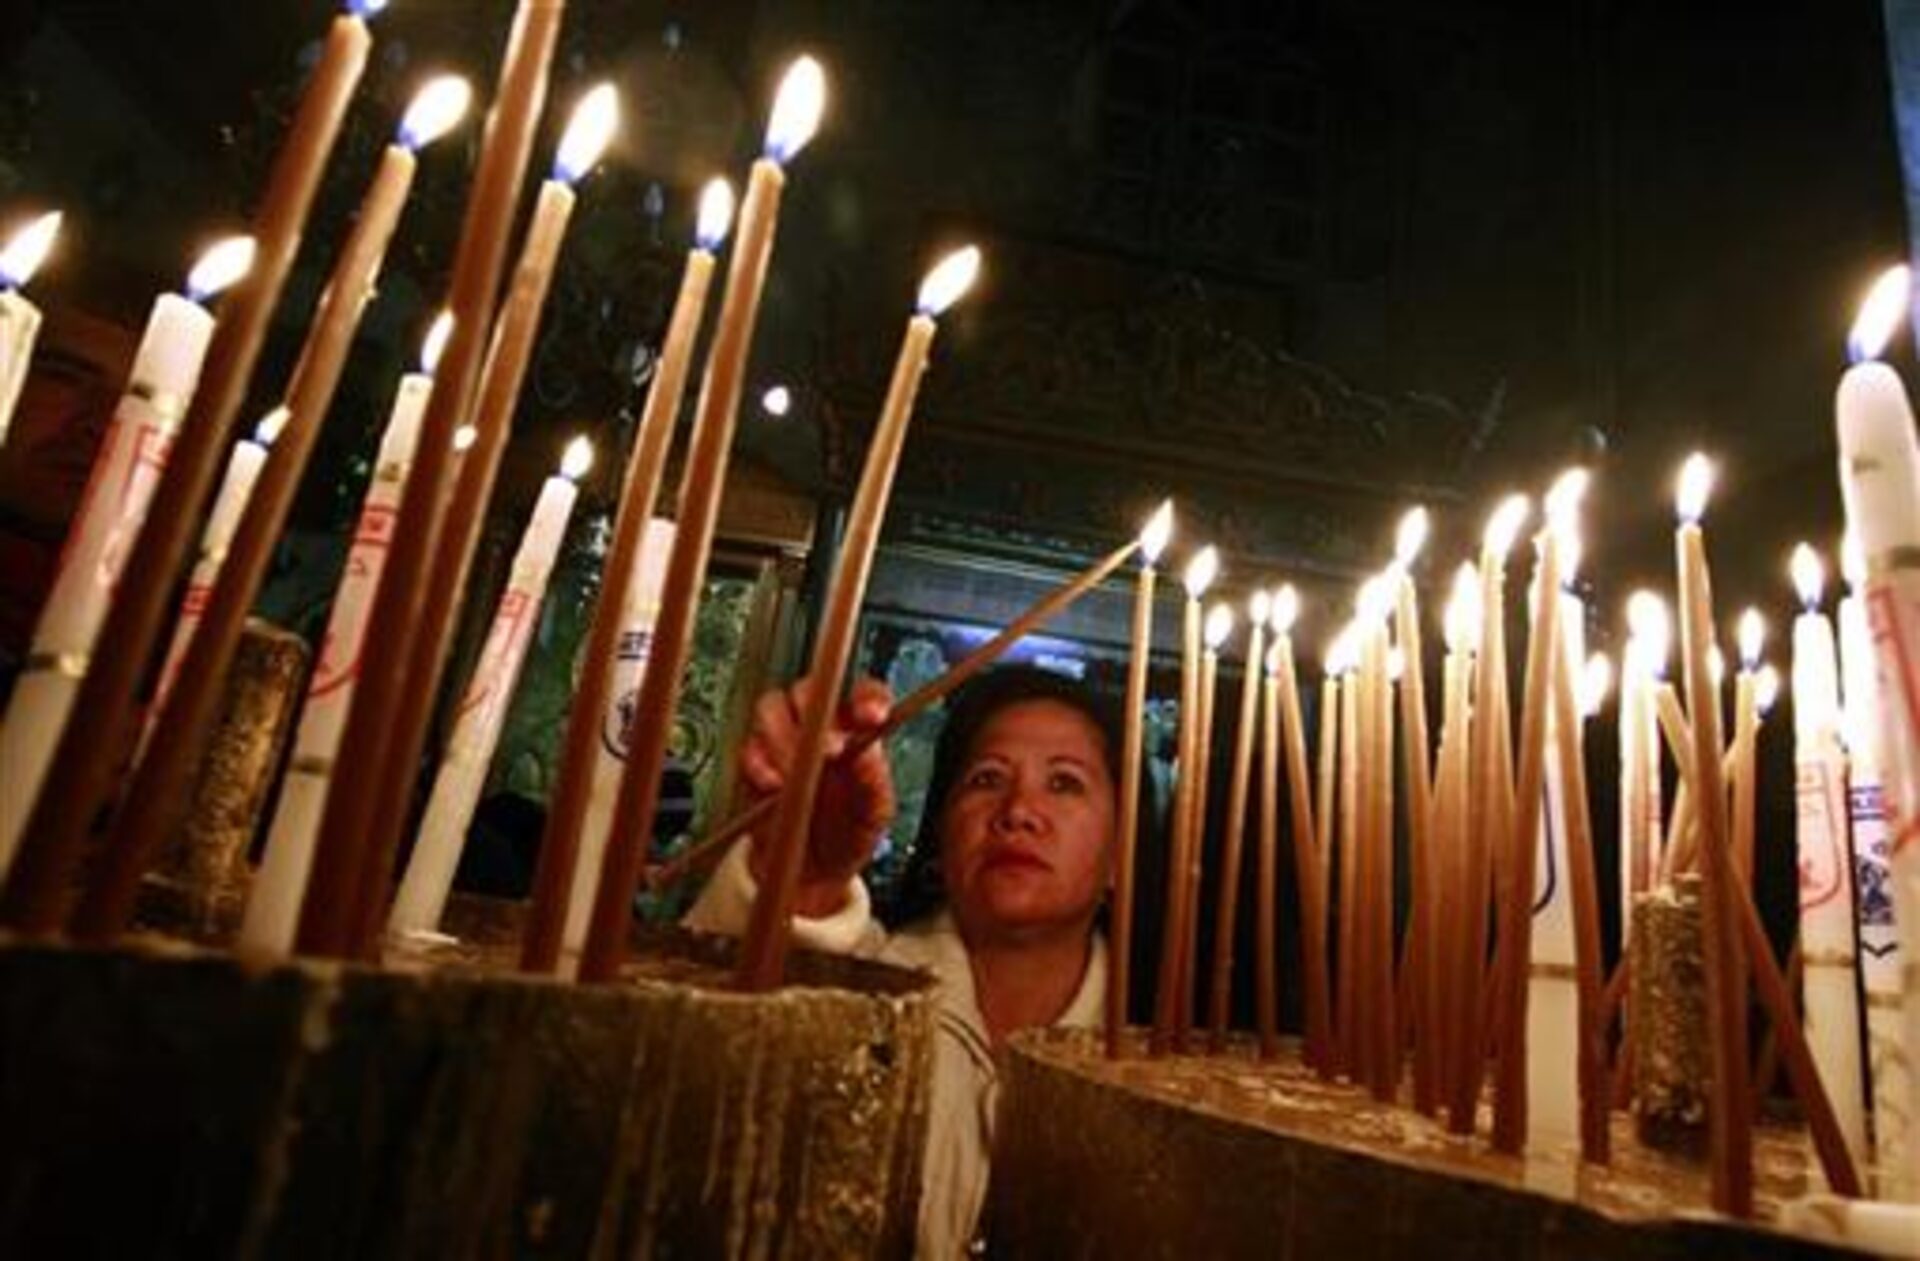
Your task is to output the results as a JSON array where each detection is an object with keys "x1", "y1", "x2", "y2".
[
  {"x1": 1048, "y1": 771, "x2": 1087, "y2": 795},
  {"x1": 963, "y1": 765, "x2": 1005, "y2": 790}
]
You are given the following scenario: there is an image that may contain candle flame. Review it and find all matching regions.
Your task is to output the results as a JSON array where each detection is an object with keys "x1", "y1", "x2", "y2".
[
  {"x1": 1482, "y1": 494, "x2": 1530, "y2": 558},
  {"x1": 1394, "y1": 506, "x2": 1430, "y2": 567},
  {"x1": 765, "y1": 56, "x2": 827, "y2": 164},
  {"x1": 917, "y1": 245, "x2": 982, "y2": 317},
  {"x1": 1444, "y1": 562, "x2": 1481, "y2": 655},
  {"x1": 185, "y1": 235, "x2": 256, "y2": 304},
  {"x1": 1205, "y1": 602, "x2": 1234, "y2": 650},
  {"x1": 1755, "y1": 663, "x2": 1781, "y2": 716},
  {"x1": 1790, "y1": 543, "x2": 1824, "y2": 610},
  {"x1": 398, "y1": 75, "x2": 473, "y2": 151},
  {"x1": 1675, "y1": 452, "x2": 1713, "y2": 524},
  {"x1": 1625, "y1": 592, "x2": 1670, "y2": 680},
  {"x1": 695, "y1": 178, "x2": 735, "y2": 251},
  {"x1": 1841, "y1": 532, "x2": 1866, "y2": 588},
  {"x1": 761, "y1": 384, "x2": 792, "y2": 417},
  {"x1": 1579, "y1": 653, "x2": 1613, "y2": 718},
  {"x1": 560, "y1": 435, "x2": 594, "y2": 482},
  {"x1": 1847, "y1": 264, "x2": 1910, "y2": 365},
  {"x1": 420, "y1": 309, "x2": 455, "y2": 375},
  {"x1": 452, "y1": 424, "x2": 478, "y2": 453},
  {"x1": 1184, "y1": 545, "x2": 1220, "y2": 599},
  {"x1": 1736, "y1": 608, "x2": 1765, "y2": 670},
  {"x1": 554, "y1": 84, "x2": 619, "y2": 185},
  {"x1": 1269, "y1": 583, "x2": 1300, "y2": 635},
  {"x1": 1249, "y1": 587, "x2": 1272, "y2": 628},
  {"x1": 1138, "y1": 499, "x2": 1175, "y2": 563},
  {"x1": 254, "y1": 405, "x2": 291, "y2": 448},
  {"x1": 1357, "y1": 570, "x2": 1395, "y2": 626},
  {"x1": 0, "y1": 210, "x2": 61, "y2": 289},
  {"x1": 346, "y1": 0, "x2": 391, "y2": 18}
]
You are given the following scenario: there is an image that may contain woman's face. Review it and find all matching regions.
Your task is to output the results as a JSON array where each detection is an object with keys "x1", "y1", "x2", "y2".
[{"x1": 938, "y1": 699, "x2": 1117, "y2": 944}]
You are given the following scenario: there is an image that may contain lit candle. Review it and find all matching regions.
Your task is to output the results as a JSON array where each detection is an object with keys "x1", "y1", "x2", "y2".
[
  {"x1": 1523, "y1": 471, "x2": 1588, "y2": 1155},
  {"x1": 1269, "y1": 585, "x2": 1327, "y2": 1066},
  {"x1": 1731, "y1": 609, "x2": 1767, "y2": 880},
  {"x1": 1208, "y1": 587, "x2": 1270, "y2": 1046},
  {"x1": 330, "y1": 82, "x2": 620, "y2": 956},
  {"x1": 1176, "y1": 599, "x2": 1233, "y2": 1046},
  {"x1": 1622, "y1": 591, "x2": 1670, "y2": 923},
  {"x1": 0, "y1": 0, "x2": 377, "y2": 935},
  {"x1": 1357, "y1": 572, "x2": 1398, "y2": 1097},
  {"x1": 0, "y1": 234, "x2": 253, "y2": 877},
  {"x1": 292, "y1": 0, "x2": 568, "y2": 957},
  {"x1": 1835, "y1": 268, "x2": 1920, "y2": 1199},
  {"x1": 1492, "y1": 474, "x2": 1571, "y2": 1156},
  {"x1": 1330, "y1": 623, "x2": 1362, "y2": 1077},
  {"x1": 1258, "y1": 634, "x2": 1284, "y2": 1057},
  {"x1": 389, "y1": 436, "x2": 594, "y2": 936},
  {"x1": 147, "y1": 407, "x2": 290, "y2": 719},
  {"x1": 1108, "y1": 500, "x2": 1174, "y2": 1057},
  {"x1": 1673, "y1": 451, "x2": 1753, "y2": 1214},
  {"x1": 69, "y1": 73, "x2": 471, "y2": 942},
  {"x1": 579, "y1": 58, "x2": 828, "y2": 983},
  {"x1": 736, "y1": 243, "x2": 983, "y2": 990},
  {"x1": 240, "y1": 311, "x2": 452, "y2": 953},
  {"x1": 1788, "y1": 547, "x2": 1860, "y2": 1154},
  {"x1": 1151, "y1": 545, "x2": 1218, "y2": 1055},
  {"x1": 1392, "y1": 507, "x2": 1440, "y2": 1108},
  {"x1": 521, "y1": 178, "x2": 735, "y2": 974},
  {"x1": 0, "y1": 210, "x2": 62, "y2": 447},
  {"x1": 1311, "y1": 632, "x2": 1341, "y2": 1078},
  {"x1": 1564, "y1": 645, "x2": 1612, "y2": 1164},
  {"x1": 1436, "y1": 564, "x2": 1479, "y2": 1113},
  {"x1": 1839, "y1": 534, "x2": 1911, "y2": 1194}
]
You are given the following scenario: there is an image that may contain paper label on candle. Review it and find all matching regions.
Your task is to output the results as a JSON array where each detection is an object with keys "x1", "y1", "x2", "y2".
[
  {"x1": 1852, "y1": 780, "x2": 1901, "y2": 966},
  {"x1": 455, "y1": 588, "x2": 537, "y2": 727},
  {"x1": 599, "y1": 520, "x2": 677, "y2": 763},
  {"x1": 1796, "y1": 760, "x2": 1851, "y2": 914},
  {"x1": 309, "y1": 502, "x2": 399, "y2": 699}
]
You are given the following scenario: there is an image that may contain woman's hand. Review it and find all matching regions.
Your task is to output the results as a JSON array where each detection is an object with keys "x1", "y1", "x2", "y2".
[{"x1": 738, "y1": 676, "x2": 896, "y2": 916}]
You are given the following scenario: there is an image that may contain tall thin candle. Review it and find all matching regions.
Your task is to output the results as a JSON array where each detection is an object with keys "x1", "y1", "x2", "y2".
[
  {"x1": 521, "y1": 180, "x2": 734, "y2": 973},
  {"x1": 0, "y1": 2, "x2": 377, "y2": 933},
  {"x1": 1435, "y1": 565, "x2": 1479, "y2": 1114},
  {"x1": 736, "y1": 245, "x2": 982, "y2": 991},
  {"x1": 1151, "y1": 545, "x2": 1217, "y2": 1054},
  {"x1": 1177, "y1": 601, "x2": 1232, "y2": 1047},
  {"x1": 1271, "y1": 586, "x2": 1327, "y2": 1066},
  {"x1": 1108, "y1": 501, "x2": 1174, "y2": 1056},
  {"x1": 1209, "y1": 589, "x2": 1269, "y2": 1045},
  {"x1": 579, "y1": 59, "x2": 827, "y2": 983},
  {"x1": 293, "y1": 0, "x2": 568, "y2": 956}
]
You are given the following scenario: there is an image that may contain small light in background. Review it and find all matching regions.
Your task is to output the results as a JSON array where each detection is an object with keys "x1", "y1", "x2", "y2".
[{"x1": 761, "y1": 384, "x2": 792, "y2": 417}]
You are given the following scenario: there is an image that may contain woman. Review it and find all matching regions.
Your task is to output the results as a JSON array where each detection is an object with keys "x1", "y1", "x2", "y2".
[{"x1": 686, "y1": 664, "x2": 1134, "y2": 1258}]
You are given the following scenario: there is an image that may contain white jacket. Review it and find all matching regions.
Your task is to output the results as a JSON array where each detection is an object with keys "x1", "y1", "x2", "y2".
[{"x1": 685, "y1": 841, "x2": 1108, "y2": 1258}]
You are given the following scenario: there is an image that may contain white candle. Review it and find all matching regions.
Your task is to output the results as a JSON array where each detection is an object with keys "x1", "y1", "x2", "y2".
[
  {"x1": 1842, "y1": 537, "x2": 1913, "y2": 1199},
  {"x1": 0, "y1": 235, "x2": 253, "y2": 877},
  {"x1": 145, "y1": 406, "x2": 287, "y2": 722},
  {"x1": 390, "y1": 435, "x2": 593, "y2": 936},
  {"x1": 1835, "y1": 266, "x2": 1920, "y2": 1199},
  {"x1": 238, "y1": 311, "x2": 450, "y2": 953},
  {"x1": 1622, "y1": 591, "x2": 1670, "y2": 923},
  {"x1": 0, "y1": 210, "x2": 62, "y2": 448},
  {"x1": 1789, "y1": 543, "x2": 1871, "y2": 1170},
  {"x1": 560, "y1": 515, "x2": 677, "y2": 961}
]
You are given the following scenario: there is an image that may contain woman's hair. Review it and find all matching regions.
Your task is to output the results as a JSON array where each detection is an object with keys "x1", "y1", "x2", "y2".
[{"x1": 883, "y1": 664, "x2": 1134, "y2": 928}]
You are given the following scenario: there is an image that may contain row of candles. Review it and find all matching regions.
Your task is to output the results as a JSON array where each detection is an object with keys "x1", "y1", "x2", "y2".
[{"x1": 0, "y1": 1, "x2": 1004, "y2": 1005}]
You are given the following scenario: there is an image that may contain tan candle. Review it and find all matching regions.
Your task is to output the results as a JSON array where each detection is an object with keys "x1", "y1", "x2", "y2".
[
  {"x1": 517, "y1": 180, "x2": 734, "y2": 973},
  {"x1": 345, "y1": 85, "x2": 619, "y2": 955},
  {"x1": 1490, "y1": 480, "x2": 1570, "y2": 1155},
  {"x1": 1272, "y1": 586, "x2": 1328, "y2": 1065},
  {"x1": 1257, "y1": 637, "x2": 1283, "y2": 1057},
  {"x1": 1107, "y1": 501, "x2": 1174, "y2": 1057},
  {"x1": 1151, "y1": 546, "x2": 1217, "y2": 1054},
  {"x1": 1331, "y1": 625, "x2": 1362, "y2": 1077},
  {"x1": 1435, "y1": 564, "x2": 1478, "y2": 1114},
  {"x1": 293, "y1": 0, "x2": 569, "y2": 956},
  {"x1": 71, "y1": 77, "x2": 468, "y2": 941},
  {"x1": 1208, "y1": 589, "x2": 1268, "y2": 1045},
  {"x1": 1, "y1": 7, "x2": 375, "y2": 934},
  {"x1": 736, "y1": 246, "x2": 981, "y2": 990},
  {"x1": 1361, "y1": 575, "x2": 1399, "y2": 1097},
  {"x1": 1177, "y1": 602, "x2": 1231, "y2": 1048},
  {"x1": 1392, "y1": 511, "x2": 1435, "y2": 1104},
  {"x1": 1673, "y1": 452, "x2": 1752, "y2": 1215},
  {"x1": 1552, "y1": 640, "x2": 1613, "y2": 1164},
  {"x1": 578, "y1": 60, "x2": 827, "y2": 983},
  {"x1": 1731, "y1": 609, "x2": 1765, "y2": 880},
  {"x1": 1313, "y1": 652, "x2": 1344, "y2": 1074}
]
